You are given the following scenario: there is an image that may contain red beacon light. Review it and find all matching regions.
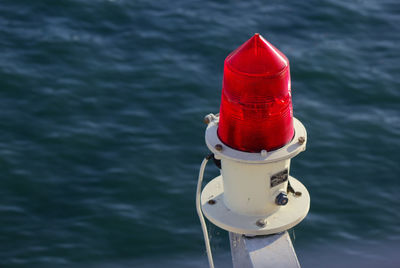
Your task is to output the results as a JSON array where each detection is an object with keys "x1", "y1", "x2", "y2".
[
  {"x1": 218, "y1": 33, "x2": 294, "y2": 152},
  {"x1": 197, "y1": 34, "x2": 310, "y2": 260}
]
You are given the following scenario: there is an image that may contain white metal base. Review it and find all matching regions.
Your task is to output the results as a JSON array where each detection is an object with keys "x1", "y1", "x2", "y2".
[{"x1": 201, "y1": 175, "x2": 310, "y2": 235}]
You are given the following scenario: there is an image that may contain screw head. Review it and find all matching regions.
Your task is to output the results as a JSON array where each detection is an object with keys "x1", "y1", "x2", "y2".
[
  {"x1": 294, "y1": 191, "x2": 302, "y2": 197},
  {"x1": 298, "y1": 136, "x2": 305, "y2": 145},
  {"x1": 260, "y1": 149, "x2": 267, "y2": 157},
  {"x1": 256, "y1": 219, "x2": 267, "y2": 228},
  {"x1": 215, "y1": 144, "x2": 223, "y2": 151},
  {"x1": 208, "y1": 199, "x2": 216, "y2": 205}
]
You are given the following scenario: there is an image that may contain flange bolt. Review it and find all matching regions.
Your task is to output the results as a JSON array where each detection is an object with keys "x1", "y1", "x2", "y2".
[
  {"x1": 275, "y1": 192, "x2": 289, "y2": 206},
  {"x1": 256, "y1": 219, "x2": 267, "y2": 228},
  {"x1": 215, "y1": 144, "x2": 223, "y2": 151},
  {"x1": 298, "y1": 136, "x2": 305, "y2": 145}
]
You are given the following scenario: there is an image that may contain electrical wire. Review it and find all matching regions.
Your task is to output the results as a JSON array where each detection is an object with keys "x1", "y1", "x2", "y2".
[{"x1": 196, "y1": 154, "x2": 215, "y2": 268}]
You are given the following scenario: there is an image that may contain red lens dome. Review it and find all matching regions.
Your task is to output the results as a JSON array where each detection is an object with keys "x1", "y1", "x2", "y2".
[{"x1": 217, "y1": 34, "x2": 294, "y2": 152}]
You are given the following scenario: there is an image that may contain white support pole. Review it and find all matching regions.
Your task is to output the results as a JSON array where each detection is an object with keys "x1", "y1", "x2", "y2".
[{"x1": 229, "y1": 231, "x2": 300, "y2": 268}]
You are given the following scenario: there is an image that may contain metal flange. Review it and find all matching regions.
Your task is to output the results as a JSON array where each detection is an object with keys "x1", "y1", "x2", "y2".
[
  {"x1": 205, "y1": 117, "x2": 307, "y2": 163},
  {"x1": 201, "y1": 175, "x2": 310, "y2": 235}
]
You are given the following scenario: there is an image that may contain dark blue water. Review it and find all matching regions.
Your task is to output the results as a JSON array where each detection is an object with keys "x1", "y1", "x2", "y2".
[{"x1": 0, "y1": 0, "x2": 399, "y2": 267}]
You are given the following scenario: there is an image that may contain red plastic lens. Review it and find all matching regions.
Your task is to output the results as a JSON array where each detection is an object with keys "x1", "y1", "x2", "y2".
[{"x1": 217, "y1": 34, "x2": 294, "y2": 152}]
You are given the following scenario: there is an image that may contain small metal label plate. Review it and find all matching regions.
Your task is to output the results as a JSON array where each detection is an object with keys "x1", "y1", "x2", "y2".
[{"x1": 270, "y1": 169, "x2": 288, "y2": 188}]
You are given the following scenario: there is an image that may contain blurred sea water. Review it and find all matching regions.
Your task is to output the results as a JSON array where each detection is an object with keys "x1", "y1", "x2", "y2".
[{"x1": 0, "y1": 0, "x2": 399, "y2": 267}]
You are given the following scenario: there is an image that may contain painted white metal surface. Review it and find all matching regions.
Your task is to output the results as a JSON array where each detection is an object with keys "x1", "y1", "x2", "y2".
[
  {"x1": 201, "y1": 175, "x2": 310, "y2": 235},
  {"x1": 201, "y1": 115, "x2": 309, "y2": 235},
  {"x1": 205, "y1": 117, "x2": 307, "y2": 164},
  {"x1": 229, "y1": 231, "x2": 300, "y2": 268},
  {"x1": 221, "y1": 158, "x2": 291, "y2": 216}
]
